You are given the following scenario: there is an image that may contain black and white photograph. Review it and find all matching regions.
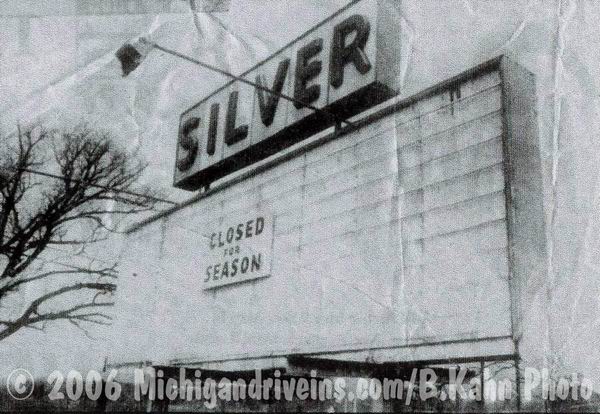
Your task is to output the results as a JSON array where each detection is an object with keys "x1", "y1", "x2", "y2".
[{"x1": 1, "y1": 0, "x2": 599, "y2": 412}]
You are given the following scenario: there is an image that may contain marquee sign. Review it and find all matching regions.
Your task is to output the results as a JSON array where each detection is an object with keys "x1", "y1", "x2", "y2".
[
  {"x1": 174, "y1": 0, "x2": 401, "y2": 190},
  {"x1": 202, "y1": 214, "x2": 273, "y2": 289}
]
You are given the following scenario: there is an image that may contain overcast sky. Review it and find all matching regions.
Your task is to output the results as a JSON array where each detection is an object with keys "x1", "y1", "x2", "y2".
[
  {"x1": 3, "y1": 1, "x2": 600, "y2": 393},
  {"x1": 0, "y1": 0, "x2": 360, "y2": 377}
]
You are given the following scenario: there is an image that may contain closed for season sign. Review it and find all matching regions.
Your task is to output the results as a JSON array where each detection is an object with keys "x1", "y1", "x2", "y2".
[{"x1": 203, "y1": 214, "x2": 273, "y2": 289}]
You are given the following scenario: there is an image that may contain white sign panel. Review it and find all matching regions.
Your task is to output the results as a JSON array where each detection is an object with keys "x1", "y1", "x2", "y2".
[
  {"x1": 202, "y1": 214, "x2": 273, "y2": 289},
  {"x1": 175, "y1": 0, "x2": 402, "y2": 190}
]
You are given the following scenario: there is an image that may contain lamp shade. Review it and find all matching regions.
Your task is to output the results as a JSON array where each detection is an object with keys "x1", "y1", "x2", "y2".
[{"x1": 115, "y1": 38, "x2": 153, "y2": 77}]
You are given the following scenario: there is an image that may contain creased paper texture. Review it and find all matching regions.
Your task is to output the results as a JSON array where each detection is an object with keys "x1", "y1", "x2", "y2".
[{"x1": 1, "y1": 0, "x2": 600, "y2": 412}]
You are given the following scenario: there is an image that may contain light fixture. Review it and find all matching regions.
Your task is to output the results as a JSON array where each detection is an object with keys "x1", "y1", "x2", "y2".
[
  {"x1": 114, "y1": 38, "x2": 353, "y2": 129},
  {"x1": 115, "y1": 37, "x2": 154, "y2": 77}
]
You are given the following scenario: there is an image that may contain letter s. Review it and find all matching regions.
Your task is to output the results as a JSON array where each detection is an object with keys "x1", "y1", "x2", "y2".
[
  {"x1": 204, "y1": 266, "x2": 212, "y2": 282},
  {"x1": 236, "y1": 224, "x2": 244, "y2": 240},
  {"x1": 177, "y1": 116, "x2": 200, "y2": 171}
]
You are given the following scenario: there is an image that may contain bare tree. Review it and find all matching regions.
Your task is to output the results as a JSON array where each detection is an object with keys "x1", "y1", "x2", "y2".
[{"x1": 0, "y1": 125, "x2": 159, "y2": 341}]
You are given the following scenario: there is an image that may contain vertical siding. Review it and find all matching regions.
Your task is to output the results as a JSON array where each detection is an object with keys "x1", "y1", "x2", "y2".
[
  {"x1": 122, "y1": 68, "x2": 515, "y2": 362},
  {"x1": 397, "y1": 71, "x2": 511, "y2": 341}
]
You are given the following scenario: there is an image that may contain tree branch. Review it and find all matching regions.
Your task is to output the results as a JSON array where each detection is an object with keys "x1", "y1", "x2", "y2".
[
  {"x1": 0, "y1": 124, "x2": 158, "y2": 342},
  {"x1": 0, "y1": 282, "x2": 116, "y2": 341}
]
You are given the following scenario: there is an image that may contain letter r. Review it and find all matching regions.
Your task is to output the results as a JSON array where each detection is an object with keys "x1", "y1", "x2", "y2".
[{"x1": 330, "y1": 14, "x2": 372, "y2": 89}]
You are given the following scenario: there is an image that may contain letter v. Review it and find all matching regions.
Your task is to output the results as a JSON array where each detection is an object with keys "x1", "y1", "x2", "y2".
[
  {"x1": 256, "y1": 58, "x2": 290, "y2": 127},
  {"x1": 282, "y1": 378, "x2": 296, "y2": 401}
]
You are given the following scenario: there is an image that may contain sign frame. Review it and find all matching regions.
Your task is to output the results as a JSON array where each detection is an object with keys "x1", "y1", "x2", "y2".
[
  {"x1": 201, "y1": 213, "x2": 274, "y2": 290},
  {"x1": 174, "y1": 0, "x2": 402, "y2": 191}
]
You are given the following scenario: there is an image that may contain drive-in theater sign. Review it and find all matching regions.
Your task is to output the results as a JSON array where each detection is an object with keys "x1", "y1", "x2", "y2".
[
  {"x1": 119, "y1": 0, "x2": 547, "y2": 411},
  {"x1": 174, "y1": 0, "x2": 400, "y2": 190}
]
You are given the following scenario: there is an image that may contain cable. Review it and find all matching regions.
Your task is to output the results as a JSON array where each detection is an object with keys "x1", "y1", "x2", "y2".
[{"x1": 146, "y1": 41, "x2": 354, "y2": 129}]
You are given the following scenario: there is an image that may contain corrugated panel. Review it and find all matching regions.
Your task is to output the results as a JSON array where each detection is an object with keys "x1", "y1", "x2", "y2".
[
  {"x1": 392, "y1": 79, "x2": 510, "y2": 339},
  {"x1": 130, "y1": 66, "x2": 516, "y2": 358}
]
